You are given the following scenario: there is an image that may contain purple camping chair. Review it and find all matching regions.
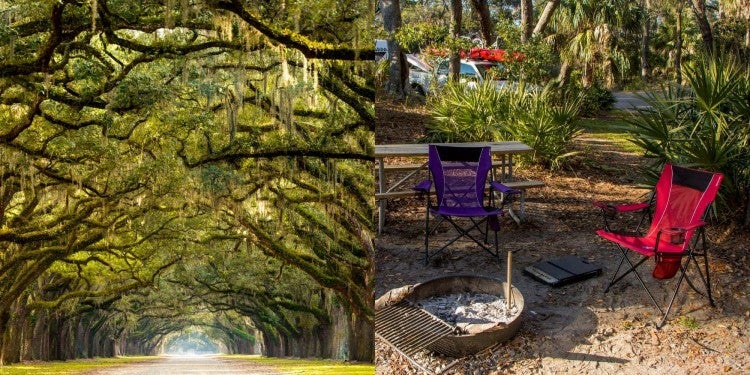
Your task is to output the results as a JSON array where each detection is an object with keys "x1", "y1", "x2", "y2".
[
  {"x1": 595, "y1": 163, "x2": 723, "y2": 327},
  {"x1": 414, "y1": 145, "x2": 520, "y2": 265}
]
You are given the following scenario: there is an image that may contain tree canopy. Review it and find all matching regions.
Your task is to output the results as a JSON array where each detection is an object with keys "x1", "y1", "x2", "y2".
[{"x1": 1, "y1": 0, "x2": 374, "y2": 364}]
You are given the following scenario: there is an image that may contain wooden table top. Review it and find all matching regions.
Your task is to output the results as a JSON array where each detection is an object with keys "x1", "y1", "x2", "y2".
[{"x1": 374, "y1": 141, "x2": 533, "y2": 158}]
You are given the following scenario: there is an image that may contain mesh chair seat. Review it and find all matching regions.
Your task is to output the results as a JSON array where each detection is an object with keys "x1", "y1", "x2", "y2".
[{"x1": 596, "y1": 229, "x2": 687, "y2": 256}]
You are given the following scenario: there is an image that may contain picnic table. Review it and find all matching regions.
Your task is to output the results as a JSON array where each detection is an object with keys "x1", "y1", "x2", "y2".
[{"x1": 375, "y1": 141, "x2": 543, "y2": 233}]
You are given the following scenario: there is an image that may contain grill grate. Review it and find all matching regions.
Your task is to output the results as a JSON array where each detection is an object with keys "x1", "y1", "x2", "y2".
[{"x1": 375, "y1": 300, "x2": 454, "y2": 357}]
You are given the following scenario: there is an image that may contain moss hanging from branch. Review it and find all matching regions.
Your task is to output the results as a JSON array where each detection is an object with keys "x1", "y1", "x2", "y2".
[{"x1": 209, "y1": 0, "x2": 373, "y2": 60}]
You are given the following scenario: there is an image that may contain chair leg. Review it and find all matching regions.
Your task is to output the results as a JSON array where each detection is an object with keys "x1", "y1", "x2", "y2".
[
  {"x1": 703, "y1": 250, "x2": 715, "y2": 307},
  {"x1": 424, "y1": 208, "x2": 430, "y2": 266},
  {"x1": 698, "y1": 231, "x2": 715, "y2": 307},
  {"x1": 604, "y1": 248, "x2": 629, "y2": 293},
  {"x1": 680, "y1": 232, "x2": 715, "y2": 307},
  {"x1": 658, "y1": 248, "x2": 717, "y2": 328},
  {"x1": 605, "y1": 246, "x2": 663, "y2": 315},
  {"x1": 425, "y1": 216, "x2": 500, "y2": 264},
  {"x1": 494, "y1": 228, "x2": 500, "y2": 262},
  {"x1": 658, "y1": 262, "x2": 688, "y2": 328},
  {"x1": 445, "y1": 217, "x2": 499, "y2": 259}
]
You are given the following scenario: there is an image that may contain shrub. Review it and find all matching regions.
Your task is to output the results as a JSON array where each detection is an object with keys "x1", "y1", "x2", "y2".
[
  {"x1": 426, "y1": 81, "x2": 582, "y2": 169},
  {"x1": 395, "y1": 22, "x2": 448, "y2": 54},
  {"x1": 502, "y1": 86, "x2": 583, "y2": 169},
  {"x1": 627, "y1": 53, "x2": 750, "y2": 223},
  {"x1": 568, "y1": 81, "x2": 616, "y2": 117},
  {"x1": 426, "y1": 81, "x2": 505, "y2": 143},
  {"x1": 495, "y1": 20, "x2": 558, "y2": 85}
]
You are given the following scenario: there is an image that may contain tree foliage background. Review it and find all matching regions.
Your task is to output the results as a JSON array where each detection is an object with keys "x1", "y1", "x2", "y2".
[{"x1": 0, "y1": 0, "x2": 374, "y2": 364}]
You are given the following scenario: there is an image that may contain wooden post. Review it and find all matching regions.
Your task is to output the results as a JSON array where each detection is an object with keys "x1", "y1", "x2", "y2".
[{"x1": 506, "y1": 250, "x2": 513, "y2": 314}]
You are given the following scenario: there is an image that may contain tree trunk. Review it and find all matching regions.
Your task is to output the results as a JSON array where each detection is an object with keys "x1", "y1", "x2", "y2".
[
  {"x1": 4, "y1": 300, "x2": 26, "y2": 364},
  {"x1": 262, "y1": 332, "x2": 282, "y2": 357},
  {"x1": 557, "y1": 61, "x2": 571, "y2": 87},
  {"x1": 521, "y1": 0, "x2": 533, "y2": 42},
  {"x1": 380, "y1": 0, "x2": 408, "y2": 97},
  {"x1": 582, "y1": 61, "x2": 594, "y2": 88},
  {"x1": 32, "y1": 311, "x2": 48, "y2": 360},
  {"x1": 348, "y1": 310, "x2": 374, "y2": 362},
  {"x1": 533, "y1": 0, "x2": 561, "y2": 36},
  {"x1": 87, "y1": 316, "x2": 107, "y2": 358},
  {"x1": 0, "y1": 309, "x2": 10, "y2": 365},
  {"x1": 20, "y1": 310, "x2": 33, "y2": 361},
  {"x1": 449, "y1": 0, "x2": 462, "y2": 80},
  {"x1": 470, "y1": 0, "x2": 494, "y2": 46},
  {"x1": 675, "y1": 5, "x2": 684, "y2": 85},
  {"x1": 640, "y1": 0, "x2": 651, "y2": 83},
  {"x1": 690, "y1": 0, "x2": 714, "y2": 52}
]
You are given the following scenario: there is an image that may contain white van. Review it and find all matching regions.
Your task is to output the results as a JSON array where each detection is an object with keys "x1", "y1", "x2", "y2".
[{"x1": 410, "y1": 58, "x2": 508, "y2": 95}]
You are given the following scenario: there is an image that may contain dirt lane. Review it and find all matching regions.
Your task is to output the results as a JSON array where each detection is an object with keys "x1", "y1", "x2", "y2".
[{"x1": 83, "y1": 355, "x2": 282, "y2": 375}]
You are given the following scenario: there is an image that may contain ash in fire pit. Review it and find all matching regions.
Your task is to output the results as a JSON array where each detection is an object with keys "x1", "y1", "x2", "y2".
[
  {"x1": 376, "y1": 276, "x2": 524, "y2": 357},
  {"x1": 417, "y1": 292, "x2": 519, "y2": 332}
]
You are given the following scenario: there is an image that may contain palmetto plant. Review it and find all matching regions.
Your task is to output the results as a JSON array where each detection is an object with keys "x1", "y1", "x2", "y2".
[
  {"x1": 426, "y1": 81, "x2": 582, "y2": 169},
  {"x1": 426, "y1": 81, "x2": 506, "y2": 143},
  {"x1": 500, "y1": 85, "x2": 582, "y2": 169},
  {"x1": 627, "y1": 53, "x2": 750, "y2": 222}
]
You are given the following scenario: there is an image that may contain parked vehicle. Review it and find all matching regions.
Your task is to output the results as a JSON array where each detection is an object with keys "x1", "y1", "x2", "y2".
[
  {"x1": 406, "y1": 54, "x2": 433, "y2": 95},
  {"x1": 408, "y1": 56, "x2": 508, "y2": 96}
]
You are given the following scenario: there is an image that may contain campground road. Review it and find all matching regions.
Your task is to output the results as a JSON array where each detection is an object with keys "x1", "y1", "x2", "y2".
[
  {"x1": 83, "y1": 355, "x2": 282, "y2": 375},
  {"x1": 612, "y1": 90, "x2": 651, "y2": 110}
]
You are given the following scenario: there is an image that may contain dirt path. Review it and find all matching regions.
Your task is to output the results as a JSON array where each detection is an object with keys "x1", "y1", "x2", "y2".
[
  {"x1": 374, "y1": 99, "x2": 750, "y2": 374},
  {"x1": 83, "y1": 355, "x2": 282, "y2": 375}
]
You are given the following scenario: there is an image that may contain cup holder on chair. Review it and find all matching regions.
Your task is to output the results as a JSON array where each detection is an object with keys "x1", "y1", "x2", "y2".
[{"x1": 667, "y1": 227, "x2": 686, "y2": 245}]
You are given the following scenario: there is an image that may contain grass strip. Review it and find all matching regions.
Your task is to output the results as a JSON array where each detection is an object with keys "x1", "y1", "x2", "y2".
[
  {"x1": 223, "y1": 354, "x2": 374, "y2": 374},
  {"x1": 578, "y1": 116, "x2": 643, "y2": 154},
  {"x1": 0, "y1": 356, "x2": 159, "y2": 375}
]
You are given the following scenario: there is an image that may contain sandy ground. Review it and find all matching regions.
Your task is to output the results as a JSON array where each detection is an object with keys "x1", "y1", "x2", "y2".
[
  {"x1": 82, "y1": 355, "x2": 281, "y2": 375},
  {"x1": 374, "y1": 99, "x2": 750, "y2": 374}
]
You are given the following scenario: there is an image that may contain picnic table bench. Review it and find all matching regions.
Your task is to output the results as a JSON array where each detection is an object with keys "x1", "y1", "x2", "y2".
[{"x1": 375, "y1": 142, "x2": 545, "y2": 233}]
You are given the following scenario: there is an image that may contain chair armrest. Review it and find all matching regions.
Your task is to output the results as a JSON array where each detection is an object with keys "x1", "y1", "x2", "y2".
[
  {"x1": 490, "y1": 181, "x2": 521, "y2": 195},
  {"x1": 659, "y1": 222, "x2": 706, "y2": 233},
  {"x1": 413, "y1": 180, "x2": 432, "y2": 193},
  {"x1": 593, "y1": 201, "x2": 650, "y2": 213}
]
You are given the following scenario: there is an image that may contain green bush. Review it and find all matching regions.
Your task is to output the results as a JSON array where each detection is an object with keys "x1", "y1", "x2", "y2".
[
  {"x1": 426, "y1": 81, "x2": 505, "y2": 143},
  {"x1": 582, "y1": 83, "x2": 616, "y2": 116},
  {"x1": 426, "y1": 81, "x2": 582, "y2": 169},
  {"x1": 627, "y1": 53, "x2": 750, "y2": 223},
  {"x1": 504, "y1": 86, "x2": 583, "y2": 169},
  {"x1": 495, "y1": 20, "x2": 558, "y2": 85},
  {"x1": 395, "y1": 22, "x2": 448, "y2": 54},
  {"x1": 565, "y1": 81, "x2": 616, "y2": 117}
]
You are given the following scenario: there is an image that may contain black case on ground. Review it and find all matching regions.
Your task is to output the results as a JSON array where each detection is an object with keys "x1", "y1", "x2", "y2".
[{"x1": 524, "y1": 255, "x2": 602, "y2": 287}]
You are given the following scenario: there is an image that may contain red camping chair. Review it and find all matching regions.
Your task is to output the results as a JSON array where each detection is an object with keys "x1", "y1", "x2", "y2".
[
  {"x1": 414, "y1": 145, "x2": 520, "y2": 265},
  {"x1": 595, "y1": 163, "x2": 723, "y2": 327}
]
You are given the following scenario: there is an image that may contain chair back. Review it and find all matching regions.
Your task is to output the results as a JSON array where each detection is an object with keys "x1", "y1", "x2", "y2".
[
  {"x1": 646, "y1": 164, "x2": 724, "y2": 245},
  {"x1": 428, "y1": 145, "x2": 492, "y2": 209}
]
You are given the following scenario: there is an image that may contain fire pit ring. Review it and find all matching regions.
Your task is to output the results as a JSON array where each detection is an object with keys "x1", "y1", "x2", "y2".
[{"x1": 376, "y1": 275, "x2": 524, "y2": 358}]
